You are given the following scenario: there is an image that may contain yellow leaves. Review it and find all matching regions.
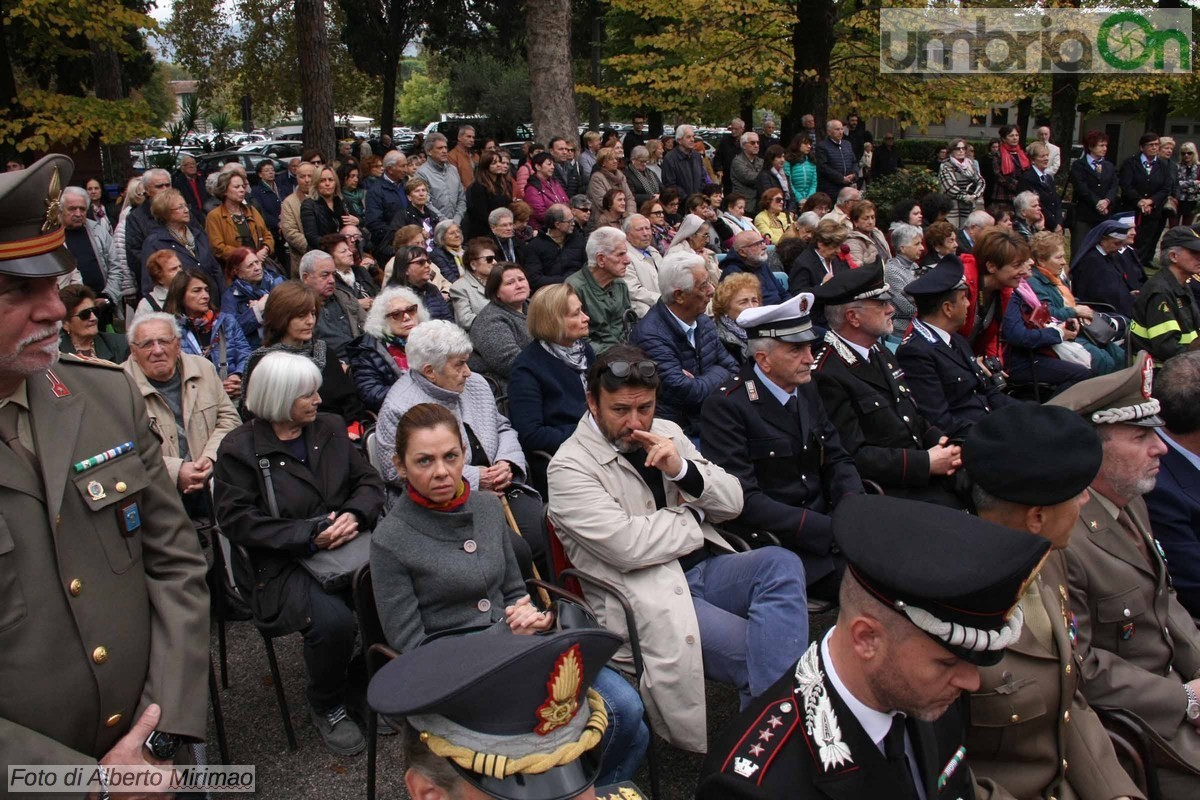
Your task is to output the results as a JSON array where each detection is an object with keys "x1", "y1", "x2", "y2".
[
  {"x1": 0, "y1": 91, "x2": 158, "y2": 151},
  {"x1": 6, "y1": 0, "x2": 155, "y2": 54}
]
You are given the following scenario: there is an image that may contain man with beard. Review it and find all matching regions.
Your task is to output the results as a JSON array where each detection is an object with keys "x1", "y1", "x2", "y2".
[
  {"x1": 547, "y1": 344, "x2": 810, "y2": 754},
  {"x1": 699, "y1": 494, "x2": 1052, "y2": 799},
  {"x1": 1049, "y1": 352, "x2": 1200, "y2": 798},
  {"x1": 0, "y1": 155, "x2": 209, "y2": 794}
]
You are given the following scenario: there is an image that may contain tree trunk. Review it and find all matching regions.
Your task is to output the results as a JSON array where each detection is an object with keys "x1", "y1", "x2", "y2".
[
  {"x1": 90, "y1": 41, "x2": 132, "y2": 182},
  {"x1": 0, "y1": 0, "x2": 27, "y2": 159},
  {"x1": 1049, "y1": 73, "x2": 1078, "y2": 152},
  {"x1": 588, "y1": 11, "x2": 602, "y2": 131},
  {"x1": 380, "y1": 45, "x2": 399, "y2": 140},
  {"x1": 648, "y1": 110, "x2": 663, "y2": 140},
  {"x1": 1016, "y1": 97, "x2": 1033, "y2": 141},
  {"x1": 785, "y1": 0, "x2": 835, "y2": 139},
  {"x1": 1147, "y1": 0, "x2": 1180, "y2": 135},
  {"x1": 295, "y1": 0, "x2": 336, "y2": 161},
  {"x1": 527, "y1": 0, "x2": 578, "y2": 145},
  {"x1": 739, "y1": 91, "x2": 754, "y2": 135}
]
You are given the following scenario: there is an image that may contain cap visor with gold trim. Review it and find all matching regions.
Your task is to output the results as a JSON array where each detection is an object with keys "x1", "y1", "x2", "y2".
[
  {"x1": 1047, "y1": 351, "x2": 1163, "y2": 427},
  {"x1": 369, "y1": 625, "x2": 621, "y2": 800},
  {"x1": 834, "y1": 495, "x2": 1051, "y2": 666},
  {"x1": 0, "y1": 154, "x2": 76, "y2": 278},
  {"x1": 737, "y1": 292, "x2": 819, "y2": 344}
]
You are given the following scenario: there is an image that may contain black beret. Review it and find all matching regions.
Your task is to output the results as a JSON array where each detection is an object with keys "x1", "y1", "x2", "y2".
[
  {"x1": 964, "y1": 404, "x2": 1102, "y2": 506},
  {"x1": 834, "y1": 495, "x2": 1050, "y2": 666},
  {"x1": 811, "y1": 263, "x2": 892, "y2": 306},
  {"x1": 369, "y1": 626, "x2": 621, "y2": 800},
  {"x1": 903, "y1": 255, "x2": 967, "y2": 298}
]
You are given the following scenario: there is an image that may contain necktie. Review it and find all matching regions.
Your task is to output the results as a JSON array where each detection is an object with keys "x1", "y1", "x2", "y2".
[
  {"x1": 0, "y1": 403, "x2": 39, "y2": 474},
  {"x1": 1116, "y1": 508, "x2": 1153, "y2": 566},
  {"x1": 883, "y1": 715, "x2": 920, "y2": 799},
  {"x1": 1093, "y1": 160, "x2": 1102, "y2": 174}
]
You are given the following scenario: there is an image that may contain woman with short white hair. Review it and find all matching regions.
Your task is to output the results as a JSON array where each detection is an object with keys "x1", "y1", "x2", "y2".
[
  {"x1": 375, "y1": 320, "x2": 549, "y2": 576},
  {"x1": 884, "y1": 223, "x2": 925, "y2": 337},
  {"x1": 347, "y1": 286, "x2": 429, "y2": 412},
  {"x1": 213, "y1": 350, "x2": 385, "y2": 757}
]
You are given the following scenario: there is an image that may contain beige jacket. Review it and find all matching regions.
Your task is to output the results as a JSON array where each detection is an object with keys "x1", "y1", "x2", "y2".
[
  {"x1": 547, "y1": 416, "x2": 743, "y2": 752},
  {"x1": 625, "y1": 245, "x2": 663, "y2": 318},
  {"x1": 280, "y1": 192, "x2": 307, "y2": 275},
  {"x1": 124, "y1": 353, "x2": 242, "y2": 484},
  {"x1": 587, "y1": 169, "x2": 637, "y2": 226}
]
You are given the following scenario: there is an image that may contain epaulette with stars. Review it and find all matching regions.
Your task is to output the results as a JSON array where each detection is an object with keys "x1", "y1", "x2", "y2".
[{"x1": 715, "y1": 693, "x2": 801, "y2": 785}]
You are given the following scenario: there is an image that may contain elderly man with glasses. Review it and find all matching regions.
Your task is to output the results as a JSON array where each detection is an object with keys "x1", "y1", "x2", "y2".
[
  {"x1": 60, "y1": 185, "x2": 131, "y2": 322},
  {"x1": 123, "y1": 168, "x2": 173, "y2": 291},
  {"x1": 719, "y1": 229, "x2": 786, "y2": 305},
  {"x1": 547, "y1": 343, "x2": 811, "y2": 754}
]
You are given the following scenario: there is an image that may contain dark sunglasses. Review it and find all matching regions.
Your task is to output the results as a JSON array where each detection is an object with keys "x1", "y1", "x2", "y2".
[
  {"x1": 408, "y1": 257, "x2": 430, "y2": 266},
  {"x1": 71, "y1": 307, "x2": 98, "y2": 321},
  {"x1": 474, "y1": 254, "x2": 497, "y2": 264},
  {"x1": 604, "y1": 360, "x2": 658, "y2": 380}
]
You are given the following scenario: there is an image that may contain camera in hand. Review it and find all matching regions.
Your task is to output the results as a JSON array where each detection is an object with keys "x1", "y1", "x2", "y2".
[{"x1": 981, "y1": 355, "x2": 1007, "y2": 392}]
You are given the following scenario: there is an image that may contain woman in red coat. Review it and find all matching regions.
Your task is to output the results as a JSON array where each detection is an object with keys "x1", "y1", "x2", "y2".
[{"x1": 959, "y1": 226, "x2": 1029, "y2": 360}]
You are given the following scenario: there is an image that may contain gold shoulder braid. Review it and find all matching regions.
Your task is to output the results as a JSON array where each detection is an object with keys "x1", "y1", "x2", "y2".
[{"x1": 420, "y1": 689, "x2": 608, "y2": 779}]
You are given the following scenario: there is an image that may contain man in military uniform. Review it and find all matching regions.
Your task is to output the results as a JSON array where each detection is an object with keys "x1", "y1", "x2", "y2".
[
  {"x1": 1048, "y1": 353, "x2": 1200, "y2": 798},
  {"x1": 369, "y1": 625, "x2": 642, "y2": 800},
  {"x1": 701, "y1": 292, "x2": 863, "y2": 598},
  {"x1": 811, "y1": 264, "x2": 965, "y2": 508},
  {"x1": 1131, "y1": 227, "x2": 1200, "y2": 365},
  {"x1": 896, "y1": 256, "x2": 1018, "y2": 439},
  {"x1": 698, "y1": 494, "x2": 1052, "y2": 799},
  {"x1": 963, "y1": 404, "x2": 1143, "y2": 799},
  {"x1": 0, "y1": 155, "x2": 209, "y2": 796}
]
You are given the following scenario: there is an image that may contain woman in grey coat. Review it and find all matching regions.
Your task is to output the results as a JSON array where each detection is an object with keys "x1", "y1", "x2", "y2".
[
  {"x1": 370, "y1": 401, "x2": 649, "y2": 784},
  {"x1": 469, "y1": 261, "x2": 533, "y2": 382},
  {"x1": 375, "y1": 320, "x2": 549, "y2": 574}
]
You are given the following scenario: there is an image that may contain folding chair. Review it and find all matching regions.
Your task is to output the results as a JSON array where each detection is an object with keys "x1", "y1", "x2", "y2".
[
  {"x1": 351, "y1": 564, "x2": 399, "y2": 800},
  {"x1": 1097, "y1": 708, "x2": 1163, "y2": 800}
]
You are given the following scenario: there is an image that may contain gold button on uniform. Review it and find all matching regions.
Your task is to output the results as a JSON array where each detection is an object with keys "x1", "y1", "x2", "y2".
[
  {"x1": 92, "y1": 646, "x2": 108, "y2": 664},
  {"x1": 69, "y1": 579, "x2": 83, "y2": 596},
  {"x1": 1063, "y1": 711, "x2": 1070, "y2": 723},
  {"x1": 1065, "y1": 664, "x2": 1071, "y2": 675},
  {"x1": 115, "y1": 481, "x2": 127, "y2": 493},
  {"x1": 106, "y1": 713, "x2": 123, "y2": 727},
  {"x1": 1010, "y1": 713, "x2": 1020, "y2": 722}
]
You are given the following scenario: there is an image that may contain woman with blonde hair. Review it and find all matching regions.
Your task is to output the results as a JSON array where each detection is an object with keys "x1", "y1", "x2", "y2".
[
  {"x1": 844, "y1": 200, "x2": 892, "y2": 271},
  {"x1": 753, "y1": 187, "x2": 795, "y2": 244},
  {"x1": 206, "y1": 170, "x2": 275, "y2": 264},
  {"x1": 301, "y1": 165, "x2": 357, "y2": 250},
  {"x1": 711, "y1": 273, "x2": 763, "y2": 364}
]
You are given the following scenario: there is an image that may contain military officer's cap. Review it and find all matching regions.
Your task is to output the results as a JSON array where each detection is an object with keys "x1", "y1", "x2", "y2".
[
  {"x1": 369, "y1": 626, "x2": 621, "y2": 800},
  {"x1": 1159, "y1": 226, "x2": 1200, "y2": 253},
  {"x1": 902, "y1": 255, "x2": 967, "y2": 298},
  {"x1": 737, "y1": 292, "x2": 819, "y2": 344},
  {"x1": 1047, "y1": 350, "x2": 1163, "y2": 427},
  {"x1": 811, "y1": 263, "x2": 892, "y2": 306},
  {"x1": 0, "y1": 154, "x2": 76, "y2": 278},
  {"x1": 834, "y1": 495, "x2": 1050, "y2": 666},
  {"x1": 964, "y1": 404, "x2": 1102, "y2": 507}
]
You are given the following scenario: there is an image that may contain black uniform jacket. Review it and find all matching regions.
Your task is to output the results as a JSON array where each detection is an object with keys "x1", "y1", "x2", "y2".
[
  {"x1": 698, "y1": 641, "x2": 978, "y2": 800},
  {"x1": 812, "y1": 333, "x2": 947, "y2": 496},
  {"x1": 895, "y1": 319, "x2": 1016, "y2": 439},
  {"x1": 700, "y1": 362, "x2": 862, "y2": 584}
]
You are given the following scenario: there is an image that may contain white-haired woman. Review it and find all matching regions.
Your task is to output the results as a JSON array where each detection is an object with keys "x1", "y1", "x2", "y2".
[
  {"x1": 346, "y1": 286, "x2": 430, "y2": 412},
  {"x1": 375, "y1": 320, "x2": 549, "y2": 577},
  {"x1": 213, "y1": 351, "x2": 385, "y2": 757},
  {"x1": 429, "y1": 219, "x2": 465, "y2": 284},
  {"x1": 884, "y1": 222, "x2": 925, "y2": 337}
]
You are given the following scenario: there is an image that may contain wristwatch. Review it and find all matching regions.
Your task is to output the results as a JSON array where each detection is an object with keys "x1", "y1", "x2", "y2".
[
  {"x1": 1185, "y1": 685, "x2": 1200, "y2": 722},
  {"x1": 144, "y1": 730, "x2": 183, "y2": 760}
]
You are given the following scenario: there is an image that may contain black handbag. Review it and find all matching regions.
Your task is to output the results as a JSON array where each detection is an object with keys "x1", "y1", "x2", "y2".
[
  {"x1": 257, "y1": 456, "x2": 370, "y2": 593},
  {"x1": 1080, "y1": 312, "x2": 1120, "y2": 346}
]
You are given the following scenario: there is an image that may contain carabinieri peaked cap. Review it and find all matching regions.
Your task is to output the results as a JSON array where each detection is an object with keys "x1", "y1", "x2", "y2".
[
  {"x1": 834, "y1": 494, "x2": 1051, "y2": 666},
  {"x1": 369, "y1": 626, "x2": 622, "y2": 800},
  {"x1": 903, "y1": 254, "x2": 967, "y2": 298},
  {"x1": 0, "y1": 154, "x2": 77, "y2": 278},
  {"x1": 737, "y1": 292, "x2": 819, "y2": 344},
  {"x1": 811, "y1": 262, "x2": 892, "y2": 307}
]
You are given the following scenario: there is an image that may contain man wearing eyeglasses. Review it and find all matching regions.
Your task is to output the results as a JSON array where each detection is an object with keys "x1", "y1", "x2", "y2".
[
  {"x1": 719, "y1": 230, "x2": 786, "y2": 305},
  {"x1": 122, "y1": 168, "x2": 173, "y2": 294},
  {"x1": 730, "y1": 133, "x2": 764, "y2": 214},
  {"x1": 60, "y1": 186, "x2": 131, "y2": 328},
  {"x1": 547, "y1": 344, "x2": 810, "y2": 754},
  {"x1": 0, "y1": 154, "x2": 210, "y2": 795}
]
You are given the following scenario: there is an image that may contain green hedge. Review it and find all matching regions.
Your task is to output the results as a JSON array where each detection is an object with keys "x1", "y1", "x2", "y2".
[
  {"x1": 864, "y1": 168, "x2": 941, "y2": 226},
  {"x1": 887, "y1": 137, "x2": 994, "y2": 168}
]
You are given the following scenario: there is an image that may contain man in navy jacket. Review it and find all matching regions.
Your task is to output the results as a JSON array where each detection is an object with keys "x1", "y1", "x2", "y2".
[
  {"x1": 1147, "y1": 352, "x2": 1200, "y2": 618},
  {"x1": 363, "y1": 151, "x2": 409, "y2": 261},
  {"x1": 630, "y1": 251, "x2": 737, "y2": 442},
  {"x1": 719, "y1": 230, "x2": 786, "y2": 305}
]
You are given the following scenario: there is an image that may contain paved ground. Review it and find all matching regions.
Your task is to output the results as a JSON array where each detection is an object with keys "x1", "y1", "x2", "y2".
[{"x1": 205, "y1": 610, "x2": 837, "y2": 799}]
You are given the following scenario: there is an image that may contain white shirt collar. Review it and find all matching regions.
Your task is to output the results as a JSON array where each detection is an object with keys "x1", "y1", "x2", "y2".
[
  {"x1": 752, "y1": 363, "x2": 796, "y2": 406},
  {"x1": 1159, "y1": 429, "x2": 1200, "y2": 471},
  {"x1": 821, "y1": 629, "x2": 901, "y2": 751},
  {"x1": 925, "y1": 322, "x2": 952, "y2": 346},
  {"x1": 667, "y1": 307, "x2": 698, "y2": 339},
  {"x1": 834, "y1": 332, "x2": 873, "y2": 362}
]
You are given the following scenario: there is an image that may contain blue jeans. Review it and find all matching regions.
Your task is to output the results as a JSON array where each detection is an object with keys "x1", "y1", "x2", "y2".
[
  {"x1": 685, "y1": 546, "x2": 809, "y2": 707},
  {"x1": 593, "y1": 666, "x2": 650, "y2": 785}
]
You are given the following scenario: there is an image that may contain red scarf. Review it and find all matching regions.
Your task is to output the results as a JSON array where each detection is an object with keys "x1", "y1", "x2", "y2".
[
  {"x1": 188, "y1": 309, "x2": 217, "y2": 335},
  {"x1": 998, "y1": 143, "x2": 1030, "y2": 176},
  {"x1": 407, "y1": 480, "x2": 470, "y2": 511}
]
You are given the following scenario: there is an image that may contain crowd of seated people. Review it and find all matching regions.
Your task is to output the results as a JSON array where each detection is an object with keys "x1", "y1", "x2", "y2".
[{"x1": 46, "y1": 120, "x2": 1200, "y2": 796}]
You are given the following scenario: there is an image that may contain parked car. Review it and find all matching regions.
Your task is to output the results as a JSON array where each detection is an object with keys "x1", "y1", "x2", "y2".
[
  {"x1": 236, "y1": 140, "x2": 306, "y2": 160},
  {"x1": 195, "y1": 150, "x2": 288, "y2": 177}
]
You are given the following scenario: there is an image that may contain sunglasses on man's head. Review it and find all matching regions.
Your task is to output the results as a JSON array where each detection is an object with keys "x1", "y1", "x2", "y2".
[{"x1": 603, "y1": 360, "x2": 658, "y2": 380}]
